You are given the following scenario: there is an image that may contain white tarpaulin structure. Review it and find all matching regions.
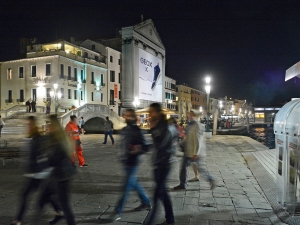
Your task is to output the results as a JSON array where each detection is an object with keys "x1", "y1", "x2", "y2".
[{"x1": 285, "y1": 62, "x2": 300, "y2": 81}]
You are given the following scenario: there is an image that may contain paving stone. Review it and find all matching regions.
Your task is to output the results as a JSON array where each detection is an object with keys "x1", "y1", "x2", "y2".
[
  {"x1": 215, "y1": 197, "x2": 234, "y2": 206},
  {"x1": 0, "y1": 135, "x2": 285, "y2": 225},
  {"x1": 233, "y1": 215, "x2": 272, "y2": 224}
]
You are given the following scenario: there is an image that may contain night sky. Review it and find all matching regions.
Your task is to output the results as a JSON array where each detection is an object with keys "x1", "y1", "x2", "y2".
[{"x1": 1, "y1": 0, "x2": 300, "y2": 106}]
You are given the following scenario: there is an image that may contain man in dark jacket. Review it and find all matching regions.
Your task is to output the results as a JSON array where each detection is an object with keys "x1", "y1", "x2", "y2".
[
  {"x1": 144, "y1": 103, "x2": 177, "y2": 225},
  {"x1": 110, "y1": 109, "x2": 151, "y2": 221}
]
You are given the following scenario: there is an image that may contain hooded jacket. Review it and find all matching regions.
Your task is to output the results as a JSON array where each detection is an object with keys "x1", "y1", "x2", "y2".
[{"x1": 120, "y1": 123, "x2": 148, "y2": 166}]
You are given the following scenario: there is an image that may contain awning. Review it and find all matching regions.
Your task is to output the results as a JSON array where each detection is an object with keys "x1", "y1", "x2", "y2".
[
  {"x1": 285, "y1": 62, "x2": 300, "y2": 81},
  {"x1": 135, "y1": 107, "x2": 178, "y2": 115}
]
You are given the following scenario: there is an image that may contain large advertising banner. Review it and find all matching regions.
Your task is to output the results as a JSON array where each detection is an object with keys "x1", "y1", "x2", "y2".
[{"x1": 138, "y1": 48, "x2": 162, "y2": 102}]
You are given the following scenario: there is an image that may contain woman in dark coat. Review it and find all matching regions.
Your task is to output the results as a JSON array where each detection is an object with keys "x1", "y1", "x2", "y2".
[
  {"x1": 10, "y1": 116, "x2": 62, "y2": 225},
  {"x1": 38, "y1": 115, "x2": 77, "y2": 225}
]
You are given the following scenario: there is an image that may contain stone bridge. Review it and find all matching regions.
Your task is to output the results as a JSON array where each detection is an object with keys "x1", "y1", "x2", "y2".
[{"x1": 58, "y1": 104, "x2": 126, "y2": 133}]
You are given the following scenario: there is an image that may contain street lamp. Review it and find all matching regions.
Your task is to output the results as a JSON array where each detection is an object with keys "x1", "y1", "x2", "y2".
[
  {"x1": 50, "y1": 83, "x2": 62, "y2": 114},
  {"x1": 133, "y1": 97, "x2": 140, "y2": 109},
  {"x1": 205, "y1": 77, "x2": 211, "y2": 134}
]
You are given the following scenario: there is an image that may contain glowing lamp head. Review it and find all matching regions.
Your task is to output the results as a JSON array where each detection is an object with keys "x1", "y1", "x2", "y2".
[
  {"x1": 53, "y1": 83, "x2": 58, "y2": 90},
  {"x1": 205, "y1": 77, "x2": 211, "y2": 84},
  {"x1": 57, "y1": 91, "x2": 62, "y2": 99}
]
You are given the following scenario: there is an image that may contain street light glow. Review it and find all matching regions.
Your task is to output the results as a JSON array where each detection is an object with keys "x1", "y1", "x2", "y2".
[
  {"x1": 205, "y1": 77, "x2": 211, "y2": 84},
  {"x1": 50, "y1": 90, "x2": 54, "y2": 97},
  {"x1": 53, "y1": 83, "x2": 58, "y2": 90},
  {"x1": 205, "y1": 85, "x2": 211, "y2": 94},
  {"x1": 57, "y1": 91, "x2": 62, "y2": 99}
]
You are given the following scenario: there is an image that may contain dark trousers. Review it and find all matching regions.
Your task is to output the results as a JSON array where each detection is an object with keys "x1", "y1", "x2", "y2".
[
  {"x1": 180, "y1": 157, "x2": 213, "y2": 188},
  {"x1": 145, "y1": 166, "x2": 174, "y2": 225},
  {"x1": 16, "y1": 178, "x2": 40, "y2": 221},
  {"x1": 57, "y1": 180, "x2": 76, "y2": 225},
  {"x1": 103, "y1": 130, "x2": 114, "y2": 144},
  {"x1": 38, "y1": 179, "x2": 75, "y2": 225}
]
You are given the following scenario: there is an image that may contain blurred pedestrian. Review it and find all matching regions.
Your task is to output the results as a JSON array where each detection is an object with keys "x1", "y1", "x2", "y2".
[
  {"x1": 10, "y1": 116, "x2": 62, "y2": 225},
  {"x1": 65, "y1": 115, "x2": 88, "y2": 167},
  {"x1": 42, "y1": 115, "x2": 77, "y2": 225},
  {"x1": 173, "y1": 110, "x2": 215, "y2": 190},
  {"x1": 79, "y1": 117, "x2": 85, "y2": 135},
  {"x1": 0, "y1": 115, "x2": 5, "y2": 137},
  {"x1": 110, "y1": 109, "x2": 151, "y2": 221},
  {"x1": 103, "y1": 116, "x2": 114, "y2": 145},
  {"x1": 144, "y1": 103, "x2": 177, "y2": 225},
  {"x1": 25, "y1": 100, "x2": 30, "y2": 113},
  {"x1": 31, "y1": 100, "x2": 36, "y2": 113}
]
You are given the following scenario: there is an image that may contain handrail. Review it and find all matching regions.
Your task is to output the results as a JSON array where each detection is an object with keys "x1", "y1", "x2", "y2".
[
  {"x1": 0, "y1": 105, "x2": 45, "y2": 118},
  {"x1": 57, "y1": 104, "x2": 124, "y2": 125}
]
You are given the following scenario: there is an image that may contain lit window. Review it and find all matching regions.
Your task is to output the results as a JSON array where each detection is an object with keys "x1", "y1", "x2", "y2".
[{"x1": 7, "y1": 68, "x2": 12, "y2": 80}]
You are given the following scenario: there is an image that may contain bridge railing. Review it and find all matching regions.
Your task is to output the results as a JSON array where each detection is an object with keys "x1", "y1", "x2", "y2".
[
  {"x1": 58, "y1": 104, "x2": 124, "y2": 126},
  {"x1": 0, "y1": 105, "x2": 45, "y2": 118}
]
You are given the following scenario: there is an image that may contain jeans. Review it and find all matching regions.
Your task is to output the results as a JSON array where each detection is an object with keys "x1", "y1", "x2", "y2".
[
  {"x1": 116, "y1": 165, "x2": 150, "y2": 215},
  {"x1": 145, "y1": 166, "x2": 174, "y2": 225},
  {"x1": 104, "y1": 130, "x2": 114, "y2": 144},
  {"x1": 180, "y1": 156, "x2": 213, "y2": 188}
]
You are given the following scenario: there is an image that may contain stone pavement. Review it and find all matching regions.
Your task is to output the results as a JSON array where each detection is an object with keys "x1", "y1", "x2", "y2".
[{"x1": 0, "y1": 134, "x2": 290, "y2": 225}]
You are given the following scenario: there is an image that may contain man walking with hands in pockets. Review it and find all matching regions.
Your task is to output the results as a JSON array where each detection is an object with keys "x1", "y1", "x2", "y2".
[{"x1": 173, "y1": 109, "x2": 215, "y2": 190}]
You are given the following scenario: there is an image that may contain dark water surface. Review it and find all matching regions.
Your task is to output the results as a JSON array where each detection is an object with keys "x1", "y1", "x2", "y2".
[{"x1": 249, "y1": 127, "x2": 275, "y2": 149}]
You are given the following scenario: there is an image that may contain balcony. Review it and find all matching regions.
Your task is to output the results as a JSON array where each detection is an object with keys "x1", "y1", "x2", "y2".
[
  {"x1": 109, "y1": 100, "x2": 115, "y2": 106},
  {"x1": 17, "y1": 99, "x2": 25, "y2": 103},
  {"x1": 67, "y1": 76, "x2": 72, "y2": 80},
  {"x1": 5, "y1": 99, "x2": 13, "y2": 103},
  {"x1": 59, "y1": 74, "x2": 67, "y2": 79}
]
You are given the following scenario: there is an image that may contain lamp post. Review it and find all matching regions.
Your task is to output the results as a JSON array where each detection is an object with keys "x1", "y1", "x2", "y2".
[
  {"x1": 204, "y1": 77, "x2": 212, "y2": 137},
  {"x1": 50, "y1": 83, "x2": 62, "y2": 114},
  {"x1": 133, "y1": 97, "x2": 140, "y2": 109}
]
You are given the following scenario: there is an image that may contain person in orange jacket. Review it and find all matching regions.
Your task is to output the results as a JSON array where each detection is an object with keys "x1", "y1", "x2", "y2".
[{"x1": 65, "y1": 115, "x2": 88, "y2": 167}]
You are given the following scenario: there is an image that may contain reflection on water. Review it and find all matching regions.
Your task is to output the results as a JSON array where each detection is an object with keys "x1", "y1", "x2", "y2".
[{"x1": 249, "y1": 127, "x2": 275, "y2": 149}]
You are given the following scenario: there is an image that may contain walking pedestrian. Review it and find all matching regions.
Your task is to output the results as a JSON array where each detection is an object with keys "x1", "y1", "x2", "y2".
[
  {"x1": 144, "y1": 103, "x2": 177, "y2": 225},
  {"x1": 29, "y1": 100, "x2": 32, "y2": 113},
  {"x1": 79, "y1": 117, "x2": 85, "y2": 135},
  {"x1": 25, "y1": 100, "x2": 30, "y2": 113},
  {"x1": 173, "y1": 110, "x2": 215, "y2": 190},
  {"x1": 103, "y1": 116, "x2": 114, "y2": 145},
  {"x1": 110, "y1": 109, "x2": 151, "y2": 221},
  {"x1": 65, "y1": 115, "x2": 88, "y2": 167},
  {"x1": 44, "y1": 99, "x2": 51, "y2": 114},
  {"x1": 10, "y1": 116, "x2": 63, "y2": 225},
  {"x1": 42, "y1": 115, "x2": 77, "y2": 225},
  {"x1": 0, "y1": 115, "x2": 5, "y2": 137},
  {"x1": 31, "y1": 100, "x2": 36, "y2": 113}
]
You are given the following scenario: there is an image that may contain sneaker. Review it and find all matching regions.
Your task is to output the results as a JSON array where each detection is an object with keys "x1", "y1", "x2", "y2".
[
  {"x1": 79, "y1": 164, "x2": 88, "y2": 167},
  {"x1": 49, "y1": 214, "x2": 64, "y2": 225},
  {"x1": 156, "y1": 221, "x2": 175, "y2": 225},
  {"x1": 102, "y1": 142, "x2": 106, "y2": 144},
  {"x1": 109, "y1": 211, "x2": 121, "y2": 221},
  {"x1": 173, "y1": 185, "x2": 186, "y2": 190},
  {"x1": 134, "y1": 203, "x2": 152, "y2": 211},
  {"x1": 188, "y1": 177, "x2": 199, "y2": 182}
]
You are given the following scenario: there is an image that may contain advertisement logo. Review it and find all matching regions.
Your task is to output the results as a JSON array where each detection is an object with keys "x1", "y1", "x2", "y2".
[
  {"x1": 138, "y1": 48, "x2": 162, "y2": 102},
  {"x1": 289, "y1": 142, "x2": 297, "y2": 150}
]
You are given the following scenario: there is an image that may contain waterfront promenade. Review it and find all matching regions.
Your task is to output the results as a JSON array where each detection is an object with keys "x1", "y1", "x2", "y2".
[{"x1": 0, "y1": 134, "x2": 293, "y2": 225}]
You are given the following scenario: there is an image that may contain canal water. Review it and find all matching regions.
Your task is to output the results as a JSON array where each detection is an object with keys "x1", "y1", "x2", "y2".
[{"x1": 249, "y1": 127, "x2": 275, "y2": 149}]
